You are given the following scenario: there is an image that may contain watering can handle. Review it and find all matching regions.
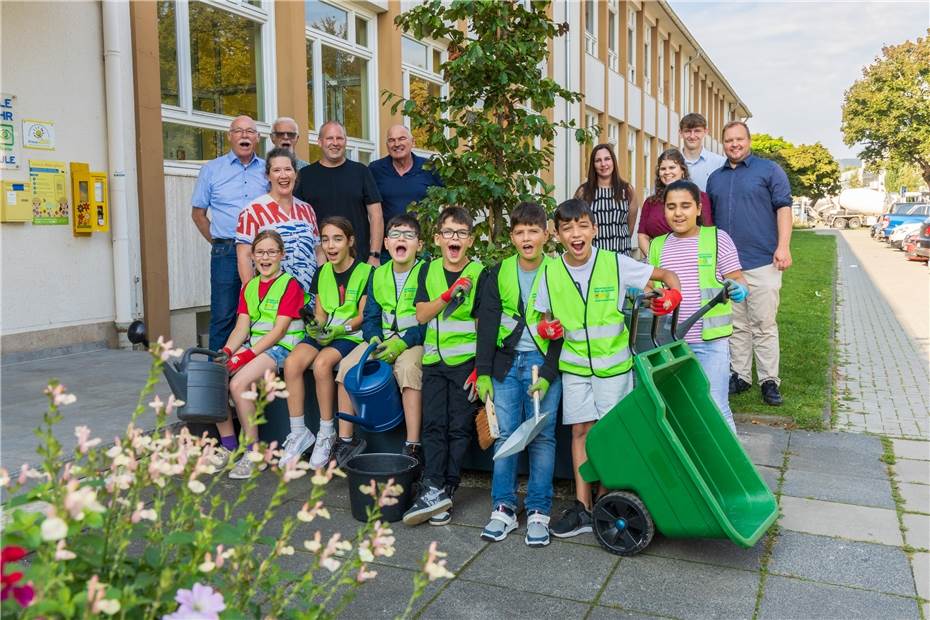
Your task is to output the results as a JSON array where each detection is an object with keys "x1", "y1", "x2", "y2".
[
  {"x1": 353, "y1": 342, "x2": 381, "y2": 386},
  {"x1": 181, "y1": 347, "x2": 227, "y2": 369}
]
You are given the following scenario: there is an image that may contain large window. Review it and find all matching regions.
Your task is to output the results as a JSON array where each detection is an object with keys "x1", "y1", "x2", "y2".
[
  {"x1": 306, "y1": 0, "x2": 376, "y2": 163},
  {"x1": 644, "y1": 25, "x2": 652, "y2": 91},
  {"x1": 401, "y1": 36, "x2": 446, "y2": 152},
  {"x1": 627, "y1": 129, "x2": 637, "y2": 186},
  {"x1": 658, "y1": 36, "x2": 665, "y2": 100},
  {"x1": 607, "y1": 2, "x2": 619, "y2": 72},
  {"x1": 584, "y1": 0, "x2": 597, "y2": 56},
  {"x1": 607, "y1": 120, "x2": 619, "y2": 148},
  {"x1": 642, "y1": 138, "x2": 651, "y2": 195},
  {"x1": 669, "y1": 50, "x2": 676, "y2": 109},
  {"x1": 159, "y1": 0, "x2": 274, "y2": 162},
  {"x1": 627, "y1": 9, "x2": 636, "y2": 83}
]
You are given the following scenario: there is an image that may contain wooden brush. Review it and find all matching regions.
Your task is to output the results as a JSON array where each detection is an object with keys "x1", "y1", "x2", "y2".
[{"x1": 475, "y1": 397, "x2": 500, "y2": 450}]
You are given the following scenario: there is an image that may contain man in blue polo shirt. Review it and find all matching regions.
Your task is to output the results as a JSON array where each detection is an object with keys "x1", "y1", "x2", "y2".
[
  {"x1": 191, "y1": 115, "x2": 268, "y2": 350},
  {"x1": 707, "y1": 121, "x2": 793, "y2": 407},
  {"x1": 369, "y1": 125, "x2": 442, "y2": 232}
]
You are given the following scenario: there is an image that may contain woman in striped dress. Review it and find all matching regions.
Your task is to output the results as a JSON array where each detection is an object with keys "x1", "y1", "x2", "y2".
[{"x1": 575, "y1": 143, "x2": 638, "y2": 256}]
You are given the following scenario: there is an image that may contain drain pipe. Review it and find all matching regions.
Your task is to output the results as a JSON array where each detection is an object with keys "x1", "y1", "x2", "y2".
[{"x1": 102, "y1": 0, "x2": 143, "y2": 348}]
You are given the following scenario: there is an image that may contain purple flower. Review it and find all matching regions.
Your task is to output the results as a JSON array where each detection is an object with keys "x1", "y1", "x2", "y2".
[{"x1": 162, "y1": 583, "x2": 226, "y2": 620}]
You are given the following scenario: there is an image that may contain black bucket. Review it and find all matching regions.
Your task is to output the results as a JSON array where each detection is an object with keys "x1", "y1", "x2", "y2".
[{"x1": 343, "y1": 453, "x2": 419, "y2": 523}]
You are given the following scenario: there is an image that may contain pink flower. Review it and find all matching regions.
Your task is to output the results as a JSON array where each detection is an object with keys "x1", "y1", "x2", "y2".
[
  {"x1": 44, "y1": 383, "x2": 76, "y2": 406},
  {"x1": 74, "y1": 426, "x2": 102, "y2": 453},
  {"x1": 155, "y1": 336, "x2": 183, "y2": 362},
  {"x1": 164, "y1": 582, "x2": 226, "y2": 620},
  {"x1": 54, "y1": 540, "x2": 76, "y2": 561},
  {"x1": 423, "y1": 541, "x2": 454, "y2": 581},
  {"x1": 148, "y1": 395, "x2": 164, "y2": 411},
  {"x1": 357, "y1": 564, "x2": 378, "y2": 583}
]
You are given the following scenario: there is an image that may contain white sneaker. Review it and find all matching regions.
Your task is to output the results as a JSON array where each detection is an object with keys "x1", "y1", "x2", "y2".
[
  {"x1": 228, "y1": 456, "x2": 255, "y2": 480},
  {"x1": 279, "y1": 428, "x2": 315, "y2": 466},
  {"x1": 210, "y1": 446, "x2": 233, "y2": 471},
  {"x1": 309, "y1": 432, "x2": 335, "y2": 469}
]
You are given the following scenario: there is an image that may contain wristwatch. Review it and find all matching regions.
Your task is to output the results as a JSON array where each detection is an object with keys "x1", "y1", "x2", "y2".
[{"x1": 369, "y1": 251, "x2": 380, "y2": 259}]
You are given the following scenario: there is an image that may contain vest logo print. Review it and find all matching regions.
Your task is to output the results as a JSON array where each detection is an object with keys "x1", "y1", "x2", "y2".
[
  {"x1": 592, "y1": 286, "x2": 616, "y2": 303},
  {"x1": 697, "y1": 252, "x2": 714, "y2": 267}
]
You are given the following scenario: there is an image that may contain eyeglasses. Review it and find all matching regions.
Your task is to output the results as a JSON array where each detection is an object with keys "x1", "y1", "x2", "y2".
[
  {"x1": 387, "y1": 230, "x2": 418, "y2": 240},
  {"x1": 439, "y1": 229, "x2": 470, "y2": 240},
  {"x1": 272, "y1": 131, "x2": 298, "y2": 139},
  {"x1": 230, "y1": 128, "x2": 258, "y2": 136},
  {"x1": 253, "y1": 250, "x2": 281, "y2": 258}
]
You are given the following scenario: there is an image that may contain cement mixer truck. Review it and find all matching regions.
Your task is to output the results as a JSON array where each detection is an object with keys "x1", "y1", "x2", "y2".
[{"x1": 806, "y1": 188, "x2": 887, "y2": 229}]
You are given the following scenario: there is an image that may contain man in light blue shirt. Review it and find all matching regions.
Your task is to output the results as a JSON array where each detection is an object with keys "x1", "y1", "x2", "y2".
[
  {"x1": 191, "y1": 115, "x2": 268, "y2": 350},
  {"x1": 679, "y1": 113, "x2": 726, "y2": 191}
]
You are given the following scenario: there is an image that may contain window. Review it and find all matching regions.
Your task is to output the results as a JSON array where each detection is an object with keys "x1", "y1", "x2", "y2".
[
  {"x1": 158, "y1": 0, "x2": 274, "y2": 162},
  {"x1": 657, "y1": 37, "x2": 665, "y2": 100},
  {"x1": 642, "y1": 138, "x2": 651, "y2": 196},
  {"x1": 669, "y1": 51, "x2": 676, "y2": 109},
  {"x1": 627, "y1": 9, "x2": 636, "y2": 83},
  {"x1": 644, "y1": 25, "x2": 651, "y2": 90},
  {"x1": 607, "y1": 121, "x2": 619, "y2": 147},
  {"x1": 401, "y1": 36, "x2": 447, "y2": 151},
  {"x1": 584, "y1": 0, "x2": 597, "y2": 56},
  {"x1": 627, "y1": 129, "x2": 637, "y2": 184},
  {"x1": 607, "y1": 5, "x2": 619, "y2": 72}
]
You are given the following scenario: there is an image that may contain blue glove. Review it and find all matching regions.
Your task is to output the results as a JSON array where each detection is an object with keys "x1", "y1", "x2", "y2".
[{"x1": 724, "y1": 279, "x2": 749, "y2": 303}]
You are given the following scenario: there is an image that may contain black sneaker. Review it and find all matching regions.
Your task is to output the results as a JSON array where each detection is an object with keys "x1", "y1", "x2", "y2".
[
  {"x1": 332, "y1": 437, "x2": 367, "y2": 468},
  {"x1": 550, "y1": 500, "x2": 593, "y2": 539},
  {"x1": 761, "y1": 380, "x2": 783, "y2": 406},
  {"x1": 402, "y1": 443, "x2": 425, "y2": 471},
  {"x1": 430, "y1": 484, "x2": 456, "y2": 526},
  {"x1": 729, "y1": 373, "x2": 751, "y2": 395},
  {"x1": 403, "y1": 485, "x2": 452, "y2": 526}
]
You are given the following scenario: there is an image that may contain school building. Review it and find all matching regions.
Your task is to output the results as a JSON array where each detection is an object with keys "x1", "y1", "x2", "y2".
[{"x1": 0, "y1": 0, "x2": 749, "y2": 357}]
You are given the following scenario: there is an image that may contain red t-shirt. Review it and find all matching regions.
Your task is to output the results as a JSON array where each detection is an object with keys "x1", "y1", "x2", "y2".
[
  {"x1": 237, "y1": 274, "x2": 305, "y2": 319},
  {"x1": 639, "y1": 191, "x2": 714, "y2": 239}
]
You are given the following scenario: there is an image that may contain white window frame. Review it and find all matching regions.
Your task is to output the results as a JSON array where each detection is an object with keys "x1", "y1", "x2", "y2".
[
  {"x1": 657, "y1": 36, "x2": 665, "y2": 100},
  {"x1": 607, "y1": 4, "x2": 619, "y2": 72},
  {"x1": 642, "y1": 137, "x2": 651, "y2": 196},
  {"x1": 161, "y1": 0, "x2": 277, "y2": 165},
  {"x1": 607, "y1": 120, "x2": 619, "y2": 147},
  {"x1": 669, "y1": 50, "x2": 676, "y2": 109},
  {"x1": 584, "y1": 0, "x2": 597, "y2": 57},
  {"x1": 627, "y1": 9, "x2": 636, "y2": 83},
  {"x1": 627, "y1": 129, "x2": 637, "y2": 185},
  {"x1": 401, "y1": 35, "x2": 448, "y2": 157},
  {"x1": 306, "y1": 1, "x2": 378, "y2": 162},
  {"x1": 643, "y1": 24, "x2": 652, "y2": 92}
]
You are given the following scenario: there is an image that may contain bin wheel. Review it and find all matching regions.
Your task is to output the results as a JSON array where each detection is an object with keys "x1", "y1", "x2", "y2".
[{"x1": 592, "y1": 491, "x2": 654, "y2": 556}]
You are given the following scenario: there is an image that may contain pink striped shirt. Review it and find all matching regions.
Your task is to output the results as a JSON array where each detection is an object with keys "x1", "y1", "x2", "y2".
[{"x1": 655, "y1": 229, "x2": 741, "y2": 343}]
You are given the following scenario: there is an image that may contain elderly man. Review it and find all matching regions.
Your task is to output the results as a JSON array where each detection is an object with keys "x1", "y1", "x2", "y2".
[
  {"x1": 679, "y1": 113, "x2": 726, "y2": 191},
  {"x1": 707, "y1": 121, "x2": 793, "y2": 407},
  {"x1": 270, "y1": 117, "x2": 310, "y2": 170},
  {"x1": 369, "y1": 125, "x2": 443, "y2": 224},
  {"x1": 191, "y1": 115, "x2": 267, "y2": 350},
  {"x1": 295, "y1": 121, "x2": 383, "y2": 265}
]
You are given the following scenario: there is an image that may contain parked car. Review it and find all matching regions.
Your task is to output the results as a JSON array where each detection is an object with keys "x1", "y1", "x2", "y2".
[
  {"x1": 876, "y1": 203, "x2": 930, "y2": 240},
  {"x1": 905, "y1": 216, "x2": 930, "y2": 262},
  {"x1": 888, "y1": 221, "x2": 922, "y2": 249}
]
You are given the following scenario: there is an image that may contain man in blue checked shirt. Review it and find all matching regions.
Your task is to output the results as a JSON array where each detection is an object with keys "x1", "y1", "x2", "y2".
[{"x1": 191, "y1": 115, "x2": 268, "y2": 351}]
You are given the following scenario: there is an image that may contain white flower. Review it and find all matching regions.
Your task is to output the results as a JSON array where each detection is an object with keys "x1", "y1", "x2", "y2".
[
  {"x1": 55, "y1": 540, "x2": 76, "y2": 560},
  {"x1": 198, "y1": 553, "x2": 215, "y2": 573},
  {"x1": 187, "y1": 479, "x2": 206, "y2": 494},
  {"x1": 41, "y1": 516, "x2": 68, "y2": 541},
  {"x1": 95, "y1": 599, "x2": 121, "y2": 615},
  {"x1": 358, "y1": 543, "x2": 374, "y2": 563},
  {"x1": 277, "y1": 544, "x2": 295, "y2": 556}
]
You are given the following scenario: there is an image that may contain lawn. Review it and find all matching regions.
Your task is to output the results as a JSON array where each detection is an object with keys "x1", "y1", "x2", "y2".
[{"x1": 730, "y1": 231, "x2": 837, "y2": 429}]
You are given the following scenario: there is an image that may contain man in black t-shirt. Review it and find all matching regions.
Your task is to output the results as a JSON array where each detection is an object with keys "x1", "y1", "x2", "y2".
[{"x1": 295, "y1": 121, "x2": 384, "y2": 266}]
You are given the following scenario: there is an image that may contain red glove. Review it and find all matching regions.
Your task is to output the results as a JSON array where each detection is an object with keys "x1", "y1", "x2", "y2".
[
  {"x1": 440, "y1": 277, "x2": 472, "y2": 303},
  {"x1": 651, "y1": 289, "x2": 682, "y2": 316},
  {"x1": 226, "y1": 348, "x2": 256, "y2": 375},
  {"x1": 220, "y1": 346, "x2": 233, "y2": 360},
  {"x1": 463, "y1": 368, "x2": 479, "y2": 402},
  {"x1": 537, "y1": 317, "x2": 564, "y2": 340}
]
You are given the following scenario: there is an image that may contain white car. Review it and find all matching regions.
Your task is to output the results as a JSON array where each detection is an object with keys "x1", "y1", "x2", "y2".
[{"x1": 888, "y1": 222, "x2": 922, "y2": 249}]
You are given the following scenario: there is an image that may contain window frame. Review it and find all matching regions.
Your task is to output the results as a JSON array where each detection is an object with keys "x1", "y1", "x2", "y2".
[
  {"x1": 643, "y1": 23, "x2": 652, "y2": 92},
  {"x1": 401, "y1": 35, "x2": 448, "y2": 157},
  {"x1": 607, "y1": 4, "x2": 619, "y2": 72},
  {"x1": 627, "y1": 8, "x2": 636, "y2": 83},
  {"x1": 657, "y1": 35, "x2": 665, "y2": 101},
  {"x1": 627, "y1": 128, "x2": 637, "y2": 186},
  {"x1": 584, "y1": 0, "x2": 597, "y2": 57}
]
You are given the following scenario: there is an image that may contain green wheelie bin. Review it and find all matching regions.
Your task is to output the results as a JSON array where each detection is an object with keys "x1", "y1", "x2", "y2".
[{"x1": 579, "y1": 292, "x2": 778, "y2": 556}]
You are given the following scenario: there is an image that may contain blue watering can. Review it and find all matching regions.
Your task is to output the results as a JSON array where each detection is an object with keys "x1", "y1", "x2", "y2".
[{"x1": 338, "y1": 342, "x2": 404, "y2": 433}]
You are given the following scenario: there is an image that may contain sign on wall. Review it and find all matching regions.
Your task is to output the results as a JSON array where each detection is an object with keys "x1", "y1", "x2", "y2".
[
  {"x1": 29, "y1": 159, "x2": 69, "y2": 225},
  {"x1": 1, "y1": 93, "x2": 19, "y2": 170},
  {"x1": 23, "y1": 119, "x2": 55, "y2": 150}
]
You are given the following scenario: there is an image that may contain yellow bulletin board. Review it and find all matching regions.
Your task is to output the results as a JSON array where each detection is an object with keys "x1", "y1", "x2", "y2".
[
  {"x1": 2, "y1": 180, "x2": 32, "y2": 222},
  {"x1": 29, "y1": 159, "x2": 69, "y2": 225},
  {"x1": 70, "y1": 162, "x2": 93, "y2": 235},
  {"x1": 90, "y1": 171, "x2": 109, "y2": 232}
]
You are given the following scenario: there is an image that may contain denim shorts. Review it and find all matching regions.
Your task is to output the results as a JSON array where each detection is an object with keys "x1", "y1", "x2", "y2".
[
  {"x1": 299, "y1": 336, "x2": 357, "y2": 358},
  {"x1": 259, "y1": 344, "x2": 290, "y2": 368}
]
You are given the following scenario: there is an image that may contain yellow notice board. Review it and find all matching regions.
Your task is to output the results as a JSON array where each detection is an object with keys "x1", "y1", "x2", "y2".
[
  {"x1": 29, "y1": 159, "x2": 68, "y2": 225},
  {"x1": 2, "y1": 180, "x2": 32, "y2": 222}
]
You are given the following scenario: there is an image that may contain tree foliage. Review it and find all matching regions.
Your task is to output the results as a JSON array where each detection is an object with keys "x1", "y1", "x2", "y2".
[
  {"x1": 384, "y1": 0, "x2": 590, "y2": 261},
  {"x1": 884, "y1": 160, "x2": 926, "y2": 193},
  {"x1": 842, "y1": 31, "x2": 930, "y2": 184},
  {"x1": 751, "y1": 134, "x2": 840, "y2": 203}
]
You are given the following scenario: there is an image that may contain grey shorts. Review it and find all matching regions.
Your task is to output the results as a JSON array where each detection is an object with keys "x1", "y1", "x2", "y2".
[{"x1": 561, "y1": 372, "x2": 635, "y2": 424}]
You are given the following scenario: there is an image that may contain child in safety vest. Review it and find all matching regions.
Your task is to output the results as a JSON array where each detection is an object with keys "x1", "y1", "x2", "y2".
[
  {"x1": 475, "y1": 202, "x2": 564, "y2": 547},
  {"x1": 280, "y1": 217, "x2": 373, "y2": 468},
  {"x1": 534, "y1": 199, "x2": 682, "y2": 538},
  {"x1": 402, "y1": 206, "x2": 487, "y2": 526},
  {"x1": 648, "y1": 179, "x2": 748, "y2": 433},
  {"x1": 218, "y1": 229, "x2": 308, "y2": 480},
  {"x1": 332, "y1": 214, "x2": 427, "y2": 468}
]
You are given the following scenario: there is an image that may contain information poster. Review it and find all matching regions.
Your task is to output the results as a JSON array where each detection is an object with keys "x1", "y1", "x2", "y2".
[
  {"x1": 1, "y1": 93, "x2": 19, "y2": 170},
  {"x1": 29, "y1": 159, "x2": 69, "y2": 225},
  {"x1": 23, "y1": 119, "x2": 55, "y2": 150}
]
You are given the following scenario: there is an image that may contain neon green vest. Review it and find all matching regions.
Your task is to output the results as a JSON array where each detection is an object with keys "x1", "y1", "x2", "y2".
[
  {"x1": 372, "y1": 260, "x2": 423, "y2": 340},
  {"x1": 318, "y1": 261, "x2": 373, "y2": 344},
  {"x1": 545, "y1": 250, "x2": 632, "y2": 377},
  {"x1": 496, "y1": 255, "x2": 549, "y2": 354},
  {"x1": 648, "y1": 226, "x2": 733, "y2": 341},
  {"x1": 422, "y1": 259, "x2": 485, "y2": 366},
  {"x1": 244, "y1": 273, "x2": 304, "y2": 351}
]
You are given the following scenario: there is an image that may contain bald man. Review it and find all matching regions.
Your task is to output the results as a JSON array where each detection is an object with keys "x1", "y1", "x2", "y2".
[
  {"x1": 270, "y1": 116, "x2": 310, "y2": 171},
  {"x1": 369, "y1": 124, "x2": 443, "y2": 225},
  {"x1": 191, "y1": 115, "x2": 268, "y2": 350}
]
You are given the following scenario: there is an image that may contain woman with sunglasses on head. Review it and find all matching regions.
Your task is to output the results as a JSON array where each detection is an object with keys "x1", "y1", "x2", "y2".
[{"x1": 575, "y1": 143, "x2": 638, "y2": 256}]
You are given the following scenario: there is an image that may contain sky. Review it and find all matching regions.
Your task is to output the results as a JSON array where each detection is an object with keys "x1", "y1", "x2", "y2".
[{"x1": 667, "y1": 0, "x2": 930, "y2": 160}]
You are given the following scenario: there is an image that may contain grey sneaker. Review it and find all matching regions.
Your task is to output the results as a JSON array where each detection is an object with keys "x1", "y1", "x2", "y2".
[
  {"x1": 210, "y1": 446, "x2": 233, "y2": 472},
  {"x1": 481, "y1": 505, "x2": 518, "y2": 542},
  {"x1": 279, "y1": 428, "x2": 315, "y2": 466},
  {"x1": 429, "y1": 484, "x2": 456, "y2": 526},
  {"x1": 525, "y1": 510, "x2": 551, "y2": 547},
  {"x1": 309, "y1": 432, "x2": 335, "y2": 469},
  {"x1": 228, "y1": 455, "x2": 255, "y2": 480},
  {"x1": 402, "y1": 485, "x2": 452, "y2": 526}
]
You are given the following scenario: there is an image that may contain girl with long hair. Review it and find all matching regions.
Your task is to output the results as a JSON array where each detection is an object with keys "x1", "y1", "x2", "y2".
[{"x1": 575, "y1": 144, "x2": 637, "y2": 256}]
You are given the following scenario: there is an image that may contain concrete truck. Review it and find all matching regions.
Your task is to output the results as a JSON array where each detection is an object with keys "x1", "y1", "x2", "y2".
[{"x1": 806, "y1": 188, "x2": 887, "y2": 229}]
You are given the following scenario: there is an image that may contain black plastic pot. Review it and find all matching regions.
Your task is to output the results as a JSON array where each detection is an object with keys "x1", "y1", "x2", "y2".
[{"x1": 343, "y1": 453, "x2": 420, "y2": 523}]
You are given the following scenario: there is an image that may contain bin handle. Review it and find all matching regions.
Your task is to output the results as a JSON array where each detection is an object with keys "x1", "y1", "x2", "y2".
[
  {"x1": 629, "y1": 291, "x2": 680, "y2": 355},
  {"x1": 671, "y1": 289, "x2": 730, "y2": 341}
]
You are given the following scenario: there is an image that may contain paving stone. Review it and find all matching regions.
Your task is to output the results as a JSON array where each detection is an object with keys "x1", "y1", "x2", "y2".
[
  {"x1": 757, "y1": 465, "x2": 780, "y2": 493},
  {"x1": 788, "y1": 431, "x2": 888, "y2": 480},
  {"x1": 911, "y1": 552, "x2": 929, "y2": 600},
  {"x1": 600, "y1": 554, "x2": 759, "y2": 619},
  {"x1": 643, "y1": 534, "x2": 766, "y2": 572},
  {"x1": 422, "y1": 579, "x2": 590, "y2": 619},
  {"x1": 758, "y1": 575, "x2": 919, "y2": 619},
  {"x1": 895, "y1": 459, "x2": 930, "y2": 485},
  {"x1": 778, "y1": 496, "x2": 903, "y2": 546},
  {"x1": 781, "y1": 468, "x2": 894, "y2": 509},
  {"x1": 737, "y1": 424, "x2": 789, "y2": 468},
  {"x1": 899, "y1": 482, "x2": 930, "y2": 514},
  {"x1": 902, "y1": 513, "x2": 930, "y2": 550},
  {"x1": 458, "y1": 535, "x2": 616, "y2": 602},
  {"x1": 768, "y1": 531, "x2": 915, "y2": 596},
  {"x1": 588, "y1": 605, "x2": 674, "y2": 619}
]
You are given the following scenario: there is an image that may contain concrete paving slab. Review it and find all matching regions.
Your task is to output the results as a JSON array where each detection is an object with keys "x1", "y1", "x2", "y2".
[
  {"x1": 911, "y1": 552, "x2": 929, "y2": 600},
  {"x1": 458, "y1": 536, "x2": 616, "y2": 602},
  {"x1": 895, "y1": 459, "x2": 930, "y2": 485},
  {"x1": 737, "y1": 425, "x2": 789, "y2": 468},
  {"x1": 758, "y1": 575, "x2": 919, "y2": 619},
  {"x1": 423, "y1": 579, "x2": 591, "y2": 619},
  {"x1": 588, "y1": 605, "x2": 675, "y2": 619},
  {"x1": 768, "y1": 531, "x2": 915, "y2": 596},
  {"x1": 788, "y1": 431, "x2": 887, "y2": 480},
  {"x1": 899, "y1": 482, "x2": 930, "y2": 514},
  {"x1": 644, "y1": 535, "x2": 766, "y2": 572},
  {"x1": 893, "y1": 439, "x2": 930, "y2": 461},
  {"x1": 779, "y1": 496, "x2": 903, "y2": 546},
  {"x1": 781, "y1": 468, "x2": 895, "y2": 509},
  {"x1": 600, "y1": 555, "x2": 759, "y2": 619},
  {"x1": 902, "y1": 513, "x2": 930, "y2": 550},
  {"x1": 757, "y1": 465, "x2": 780, "y2": 493}
]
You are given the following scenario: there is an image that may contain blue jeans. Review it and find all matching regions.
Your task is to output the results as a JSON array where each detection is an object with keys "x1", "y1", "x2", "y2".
[
  {"x1": 209, "y1": 240, "x2": 241, "y2": 352},
  {"x1": 490, "y1": 350, "x2": 562, "y2": 514},
  {"x1": 690, "y1": 338, "x2": 737, "y2": 433}
]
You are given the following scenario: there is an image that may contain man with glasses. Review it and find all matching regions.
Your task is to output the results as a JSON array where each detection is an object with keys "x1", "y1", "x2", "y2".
[
  {"x1": 191, "y1": 115, "x2": 268, "y2": 351},
  {"x1": 270, "y1": 117, "x2": 310, "y2": 171},
  {"x1": 679, "y1": 113, "x2": 726, "y2": 191}
]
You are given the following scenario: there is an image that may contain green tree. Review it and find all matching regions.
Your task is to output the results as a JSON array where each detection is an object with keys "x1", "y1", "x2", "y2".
[
  {"x1": 884, "y1": 160, "x2": 926, "y2": 193},
  {"x1": 781, "y1": 143, "x2": 841, "y2": 205},
  {"x1": 383, "y1": 0, "x2": 590, "y2": 260},
  {"x1": 752, "y1": 133, "x2": 794, "y2": 159},
  {"x1": 842, "y1": 31, "x2": 930, "y2": 185}
]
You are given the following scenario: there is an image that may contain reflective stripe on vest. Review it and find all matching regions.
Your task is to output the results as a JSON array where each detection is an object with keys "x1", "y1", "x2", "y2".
[
  {"x1": 372, "y1": 260, "x2": 423, "y2": 340},
  {"x1": 496, "y1": 255, "x2": 549, "y2": 354},
  {"x1": 544, "y1": 250, "x2": 632, "y2": 377},
  {"x1": 422, "y1": 259, "x2": 485, "y2": 366},
  {"x1": 648, "y1": 226, "x2": 733, "y2": 340},
  {"x1": 244, "y1": 273, "x2": 305, "y2": 351},
  {"x1": 318, "y1": 261, "x2": 373, "y2": 344}
]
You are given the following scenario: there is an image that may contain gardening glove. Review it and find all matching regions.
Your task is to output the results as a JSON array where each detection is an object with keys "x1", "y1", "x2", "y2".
[
  {"x1": 463, "y1": 368, "x2": 479, "y2": 402},
  {"x1": 219, "y1": 346, "x2": 233, "y2": 360},
  {"x1": 651, "y1": 288, "x2": 682, "y2": 316},
  {"x1": 440, "y1": 277, "x2": 472, "y2": 303},
  {"x1": 476, "y1": 375, "x2": 494, "y2": 402},
  {"x1": 374, "y1": 337, "x2": 407, "y2": 363},
  {"x1": 226, "y1": 348, "x2": 256, "y2": 375},
  {"x1": 536, "y1": 317, "x2": 564, "y2": 340},
  {"x1": 318, "y1": 324, "x2": 347, "y2": 346},
  {"x1": 724, "y1": 279, "x2": 749, "y2": 303},
  {"x1": 528, "y1": 377, "x2": 550, "y2": 400}
]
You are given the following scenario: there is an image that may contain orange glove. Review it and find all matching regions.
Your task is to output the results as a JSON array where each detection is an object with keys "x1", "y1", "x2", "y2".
[
  {"x1": 537, "y1": 317, "x2": 564, "y2": 340},
  {"x1": 226, "y1": 348, "x2": 256, "y2": 375},
  {"x1": 651, "y1": 289, "x2": 682, "y2": 316}
]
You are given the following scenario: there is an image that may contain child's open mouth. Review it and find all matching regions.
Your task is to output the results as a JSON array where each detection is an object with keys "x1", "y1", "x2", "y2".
[
  {"x1": 326, "y1": 251, "x2": 340, "y2": 262},
  {"x1": 447, "y1": 242, "x2": 462, "y2": 260},
  {"x1": 393, "y1": 243, "x2": 409, "y2": 258},
  {"x1": 570, "y1": 240, "x2": 585, "y2": 253},
  {"x1": 521, "y1": 243, "x2": 535, "y2": 254}
]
